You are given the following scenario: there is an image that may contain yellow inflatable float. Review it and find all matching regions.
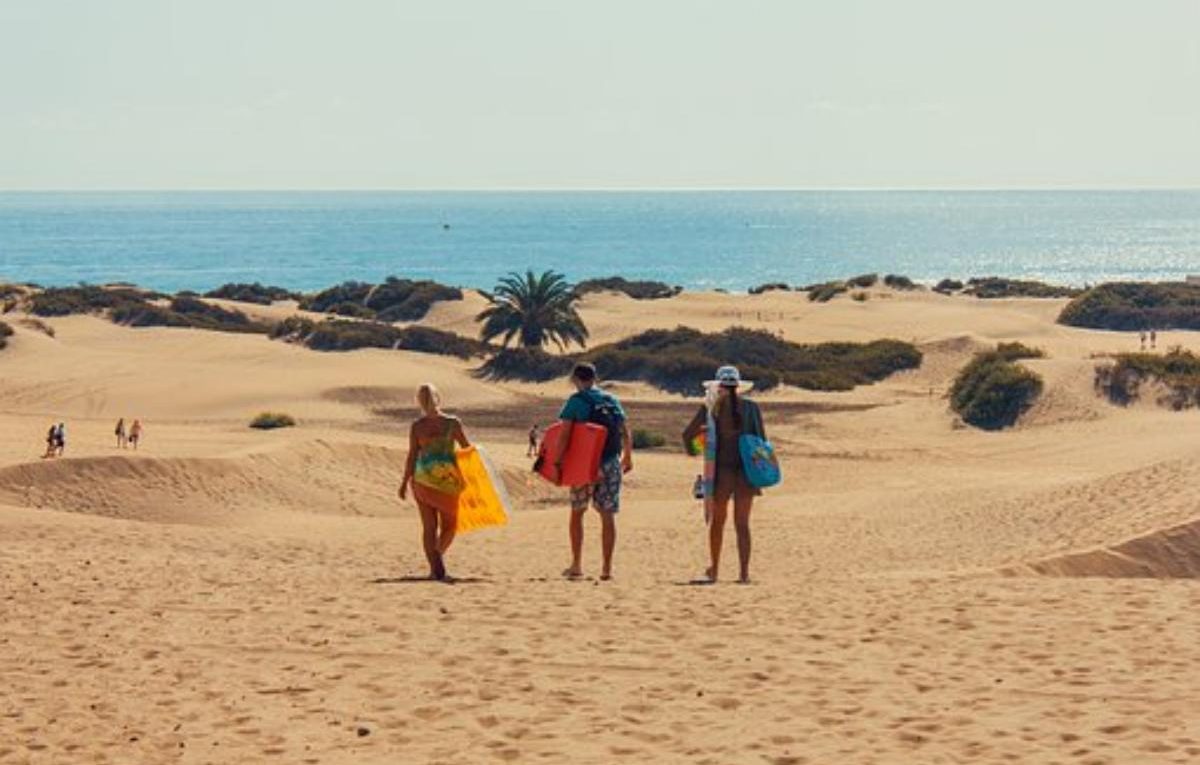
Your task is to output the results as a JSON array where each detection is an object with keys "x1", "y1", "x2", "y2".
[{"x1": 454, "y1": 445, "x2": 510, "y2": 534}]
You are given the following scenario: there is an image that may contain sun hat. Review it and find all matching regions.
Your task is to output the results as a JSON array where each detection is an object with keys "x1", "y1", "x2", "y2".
[{"x1": 707, "y1": 365, "x2": 751, "y2": 389}]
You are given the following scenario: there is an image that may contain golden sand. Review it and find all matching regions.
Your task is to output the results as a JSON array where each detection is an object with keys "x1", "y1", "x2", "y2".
[{"x1": 2, "y1": 289, "x2": 1199, "y2": 764}]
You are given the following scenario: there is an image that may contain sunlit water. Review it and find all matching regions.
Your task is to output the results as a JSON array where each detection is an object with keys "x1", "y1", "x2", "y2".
[{"x1": 2, "y1": 190, "x2": 1198, "y2": 292}]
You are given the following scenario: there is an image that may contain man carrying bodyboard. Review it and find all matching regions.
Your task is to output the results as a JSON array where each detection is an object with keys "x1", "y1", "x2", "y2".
[{"x1": 550, "y1": 362, "x2": 633, "y2": 581}]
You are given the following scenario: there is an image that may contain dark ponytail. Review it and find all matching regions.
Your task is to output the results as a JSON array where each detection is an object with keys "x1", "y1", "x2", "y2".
[{"x1": 729, "y1": 387, "x2": 743, "y2": 431}]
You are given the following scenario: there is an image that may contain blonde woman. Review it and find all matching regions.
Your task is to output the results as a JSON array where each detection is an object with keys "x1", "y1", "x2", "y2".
[
  {"x1": 399, "y1": 384, "x2": 470, "y2": 580},
  {"x1": 681, "y1": 366, "x2": 768, "y2": 584}
]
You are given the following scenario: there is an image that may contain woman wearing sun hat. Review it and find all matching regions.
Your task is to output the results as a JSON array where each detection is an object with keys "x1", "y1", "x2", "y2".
[{"x1": 681, "y1": 365, "x2": 770, "y2": 584}]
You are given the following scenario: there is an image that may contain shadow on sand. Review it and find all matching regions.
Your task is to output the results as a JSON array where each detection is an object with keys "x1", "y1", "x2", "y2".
[
  {"x1": 371, "y1": 575, "x2": 489, "y2": 585},
  {"x1": 673, "y1": 578, "x2": 754, "y2": 586}
]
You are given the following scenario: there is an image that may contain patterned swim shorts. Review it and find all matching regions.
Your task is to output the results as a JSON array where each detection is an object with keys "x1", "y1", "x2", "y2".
[{"x1": 570, "y1": 457, "x2": 623, "y2": 514}]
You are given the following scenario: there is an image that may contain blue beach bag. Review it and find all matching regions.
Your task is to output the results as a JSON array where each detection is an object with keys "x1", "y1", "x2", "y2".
[{"x1": 738, "y1": 404, "x2": 781, "y2": 489}]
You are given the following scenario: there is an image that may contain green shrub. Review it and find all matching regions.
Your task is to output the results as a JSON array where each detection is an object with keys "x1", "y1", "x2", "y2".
[
  {"x1": 575, "y1": 277, "x2": 682, "y2": 300},
  {"x1": 270, "y1": 316, "x2": 317, "y2": 342},
  {"x1": 29, "y1": 286, "x2": 151, "y2": 317},
  {"x1": 884, "y1": 274, "x2": 919, "y2": 291},
  {"x1": 299, "y1": 281, "x2": 373, "y2": 312},
  {"x1": 995, "y1": 342, "x2": 1045, "y2": 361},
  {"x1": 18, "y1": 317, "x2": 55, "y2": 337},
  {"x1": 966, "y1": 277, "x2": 1081, "y2": 299},
  {"x1": 1095, "y1": 348, "x2": 1200, "y2": 410},
  {"x1": 592, "y1": 327, "x2": 921, "y2": 395},
  {"x1": 1, "y1": 283, "x2": 25, "y2": 309},
  {"x1": 366, "y1": 278, "x2": 463, "y2": 322},
  {"x1": 0, "y1": 319, "x2": 12, "y2": 350},
  {"x1": 480, "y1": 326, "x2": 923, "y2": 394},
  {"x1": 271, "y1": 317, "x2": 485, "y2": 357},
  {"x1": 167, "y1": 296, "x2": 265, "y2": 332},
  {"x1": 110, "y1": 302, "x2": 193, "y2": 328},
  {"x1": 805, "y1": 281, "x2": 848, "y2": 303},
  {"x1": 1058, "y1": 282, "x2": 1200, "y2": 331},
  {"x1": 748, "y1": 282, "x2": 791, "y2": 295},
  {"x1": 328, "y1": 301, "x2": 376, "y2": 319},
  {"x1": 934, "y1": 278, "x2": 964, "y2": 293},
  {"x1": 476, "y1": 347, "x2": 575, "y2": 382},
  {"x1": 393, "y1": 325, "x2": 487, "y2": 358},
  {"x1": 110, "y1": 296, "x2": 267, "y2": 334},
  {"x1": 847, "y1": 273, "x2": 879, "y2": 288},
  {"x1": 950, "y1": 346, "x2": 1044, "y2": 430},
  {"x1": 308, "y1": 320, "x2": 402, "y2": 351},
  {"x1": 299, "y1": 277, "x2": 462, "y2": 322},
  {"x1": 205, "y1": 282, "x2": 300, "y2": 305},
  {"x1": 851, "y1": 291, "x2": 869, "y2": 302},
  {"x1": 250, "y1": 412, "x2": 296, "y2": 429},
  {"x1": 27, "y1": 286, "x2": 266, "y2": 334},
  {"x1": 631, "y1": 429, "x2": 667, "y2": 450}
]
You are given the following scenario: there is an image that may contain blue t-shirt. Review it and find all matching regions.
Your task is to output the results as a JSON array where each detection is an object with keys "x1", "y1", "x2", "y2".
[
  {"x1": 559, "y1": 388, "x2": 626, "y2": 423},
  {"x1": 559, "y1": 388, "x2": 627, "y2": 461}
]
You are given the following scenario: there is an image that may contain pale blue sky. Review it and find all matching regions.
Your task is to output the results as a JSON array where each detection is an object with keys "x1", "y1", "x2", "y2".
[{"x1": 1, "y1": 0, "x2": 1197, "y2": 189}]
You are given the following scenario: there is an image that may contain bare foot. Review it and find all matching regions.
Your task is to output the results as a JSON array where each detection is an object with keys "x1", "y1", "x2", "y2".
[
  {"x1": 562, "y1": 567, "x2": 583, "y2": 580},
  {"x1": 600, "y1": 572, "x2": 612, "y2": 581}
]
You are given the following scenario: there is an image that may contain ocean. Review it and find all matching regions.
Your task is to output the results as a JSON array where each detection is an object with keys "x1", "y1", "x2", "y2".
[{"x1": 1, "y1": 190, "x2": 1198, "y2": 293}]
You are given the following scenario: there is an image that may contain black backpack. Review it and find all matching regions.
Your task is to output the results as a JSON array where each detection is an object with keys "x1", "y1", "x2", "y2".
[{"x1": 581, "y1": 390, "x2": 624, "y2": 462}]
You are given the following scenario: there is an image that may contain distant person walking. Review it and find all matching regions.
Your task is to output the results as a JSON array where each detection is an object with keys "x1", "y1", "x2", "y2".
[
  {"x1": 128, "y1": 420, "x2": 143, "y2": 450},
  {"x1": 1150, "y1": 329, "x2": 1158, "y2": 349},
  {"x1": 53, "y1": 423, "x2": 66, "y2": 457},
  {"x1": 682, "y1": 366, "x2": 772, "y2": 584},
  {"x1": 1140, "y1": 330, "x2": 1147, "y2": 350},
  {"x1": 42, "y1": 424, "x2": 57, "y2": 458},
  {"x1": 115, "y1": 418, "x2": 127, "y2": 449},
  {"x1": 399, "y1": 384, "x2": 470, "y2": 581},
  {"x1": 553, "y1": 363, "x2": 632, "y2": 581},
  {"x1": 527, "y1": 424, "x2": 540, "y2": 458}
]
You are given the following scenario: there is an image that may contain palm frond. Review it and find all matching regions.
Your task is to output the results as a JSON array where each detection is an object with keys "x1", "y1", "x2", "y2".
[{"x1": 475, "y1": 269, "x2": 588, "y2": 350}]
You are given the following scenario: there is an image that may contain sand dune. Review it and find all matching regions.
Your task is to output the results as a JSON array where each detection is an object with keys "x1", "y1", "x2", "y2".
[
  {"x1": 0, "y1": 438, "x2": 555, "y2": 528},
  {"x1": 0, "y1": 441, "x2": 404, "y2": 525},
  {"x1": 1022, "y1": 517, "x2": 1200, "y2": 578},
  {"x1": 3, "y1": 290, "x2": 1200, "y2": 764}
]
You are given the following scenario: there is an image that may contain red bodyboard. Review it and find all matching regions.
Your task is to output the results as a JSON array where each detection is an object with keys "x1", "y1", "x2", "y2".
[{"x1": 537, "y1": 421, "x2": 607, "y2": 487}]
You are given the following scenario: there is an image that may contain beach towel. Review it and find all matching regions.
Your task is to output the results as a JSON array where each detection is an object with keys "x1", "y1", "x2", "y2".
[{"x1": 702, "y1": 383, "x2": 719, "y2": 525}]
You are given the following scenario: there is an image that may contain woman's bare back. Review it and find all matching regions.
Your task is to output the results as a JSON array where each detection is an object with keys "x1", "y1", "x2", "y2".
[{"x1": 410, "y1": 415, "x2": 465, "y2": 450}]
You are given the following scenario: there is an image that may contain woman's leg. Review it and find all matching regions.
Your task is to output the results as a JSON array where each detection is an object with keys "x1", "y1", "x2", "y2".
[
  {"x1": 733, "y1": 492, "x2": 754, "y2": 583},
  {"x1": 599, "y1": 510, "x2": 616, "y2": 580},
  {"x1": 436, "y1": 505, "x2": 457, "y2": 556},
  {"x1": 417, "y1": 502, "x2": 443, "y2": 579},
  {"x1": 707, "y1": 495, "x2": 730, "y2": 580}
]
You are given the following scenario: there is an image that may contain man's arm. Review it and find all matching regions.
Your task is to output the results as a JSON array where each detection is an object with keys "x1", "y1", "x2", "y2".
[{"x1": 552, "y1": 419, "x2": 574, "y2": 479}]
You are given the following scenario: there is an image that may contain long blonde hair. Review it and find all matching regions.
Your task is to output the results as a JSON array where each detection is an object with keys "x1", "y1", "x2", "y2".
[{"x1": 416, "y1": 383, "x2": 442, "y2": 417}]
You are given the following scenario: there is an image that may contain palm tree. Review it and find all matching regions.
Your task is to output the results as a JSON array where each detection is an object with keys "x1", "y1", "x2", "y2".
[{"x1": 477, "y1": 270, "x2": 589, "y2": 350}]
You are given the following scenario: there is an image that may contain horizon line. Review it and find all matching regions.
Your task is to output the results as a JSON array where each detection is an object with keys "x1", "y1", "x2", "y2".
[{"x1": 3, "y1": 185, "x2": 1200, "y2": 194}]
